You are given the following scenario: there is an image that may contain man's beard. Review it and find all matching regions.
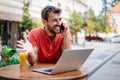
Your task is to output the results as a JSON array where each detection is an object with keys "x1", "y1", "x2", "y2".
[{"x1": 47, "y1": 24, "x2": 61, "y2": 34}]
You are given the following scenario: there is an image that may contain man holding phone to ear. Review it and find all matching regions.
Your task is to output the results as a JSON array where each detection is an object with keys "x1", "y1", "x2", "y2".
[{"x1": 17, "y1": 5, "x2": 72, "y2": 65}]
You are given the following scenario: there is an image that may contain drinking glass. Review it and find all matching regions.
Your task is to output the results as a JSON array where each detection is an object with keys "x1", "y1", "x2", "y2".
[{"x1": 19, "y1": 52, "x2": 27, "y2": 68}]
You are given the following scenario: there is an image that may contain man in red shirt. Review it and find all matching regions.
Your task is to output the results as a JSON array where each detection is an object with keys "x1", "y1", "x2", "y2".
[{"x1": 17, "y1": 5, "x2": 71, "y2": 65}]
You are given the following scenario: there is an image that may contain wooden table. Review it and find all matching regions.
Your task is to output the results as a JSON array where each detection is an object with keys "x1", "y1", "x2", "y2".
[{"x1": 0, "y1": 63, "x2": 88, "y2": 80}]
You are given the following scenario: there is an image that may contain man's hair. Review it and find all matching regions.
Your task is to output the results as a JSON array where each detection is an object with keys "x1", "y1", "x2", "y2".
[{"x1": 41, "y1": 5, "x2": 61, "y2": 21}]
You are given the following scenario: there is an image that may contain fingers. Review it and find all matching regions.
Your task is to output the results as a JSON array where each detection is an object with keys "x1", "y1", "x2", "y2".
[
  {"x1": 61, "y1": 26, "x2": 68, "y2": 32},
  {"x1": 16, "y1": 41, "x2": 24, "y2": 48},
  {"x1": 64, "y1": 26, "x2": 68, "y2": 31},
  {"x1": 16, "y1": 44, "x2": 24, "y2": 49},
  {"x1": 62, "y1": 23, "x2": 69, "y2": 31},
  {"x1": 17, "y1": 40, "x2": 29, "y2": 53},
  {"x1": 17, "y1": 41, "x2": 25, "y2": 45}
]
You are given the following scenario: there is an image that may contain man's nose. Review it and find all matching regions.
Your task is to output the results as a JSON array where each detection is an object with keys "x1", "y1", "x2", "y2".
[{"x1": 56, "y1": 19, "x2": 61, "y2": 25}]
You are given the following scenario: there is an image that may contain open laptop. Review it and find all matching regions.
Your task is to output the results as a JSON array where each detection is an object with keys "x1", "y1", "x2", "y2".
[{"x1": 32, "y1": 48, "x2": 93, "y2": 74}]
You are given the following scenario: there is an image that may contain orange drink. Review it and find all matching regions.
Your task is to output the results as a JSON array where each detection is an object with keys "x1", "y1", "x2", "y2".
[{"x1": 19, "y1": 53, "x2": 27, "y2": 68}]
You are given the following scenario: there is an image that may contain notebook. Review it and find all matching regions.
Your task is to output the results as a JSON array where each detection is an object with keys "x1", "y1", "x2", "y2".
[{"x1": 32, "y1": 49, "x2": 93, "y2": 74}]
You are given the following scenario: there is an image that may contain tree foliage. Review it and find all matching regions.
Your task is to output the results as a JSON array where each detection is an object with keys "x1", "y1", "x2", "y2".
[
  {"x1": 67, "y1": 10, "x2": 83, "y2": 35},
  {"x1": 86, "y1": 9, "x2": 105, "y2": 36},
  {"x1": 67, "y1": 10, "x2": 84, "y2": 43},
  {"x1": 20, "y1": 2, "x2": 33, "y2": 29},
  {"x1": 33, "y1": 20, "x2": 43, "y2": 28}
]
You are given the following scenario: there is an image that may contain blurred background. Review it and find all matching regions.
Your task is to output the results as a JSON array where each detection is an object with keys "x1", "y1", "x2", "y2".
[
  {"x1": 0, "y1": 0, "x2": 120, "y2": 48},
  {"x1": 0, "y1": 1, "x2": 120, "y2": 79}
]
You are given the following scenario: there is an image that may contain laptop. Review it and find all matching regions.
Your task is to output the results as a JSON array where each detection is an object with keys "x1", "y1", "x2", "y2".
[{"x1": 32, "y1": 48, "x2": 93, "y2": 74}]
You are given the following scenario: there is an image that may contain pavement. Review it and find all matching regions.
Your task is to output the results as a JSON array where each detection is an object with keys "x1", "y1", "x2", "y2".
[{"x1": 72, "y1": 41, "x2": 120, "y2": 80}]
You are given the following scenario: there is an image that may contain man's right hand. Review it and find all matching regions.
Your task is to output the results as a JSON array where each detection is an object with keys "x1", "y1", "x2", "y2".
[
  {"x1": 17, "y1": 35, "x2": 38, "y2": 65},
  {"x1": 17, "y1": 39, "x2": 33, "y2": 53}
]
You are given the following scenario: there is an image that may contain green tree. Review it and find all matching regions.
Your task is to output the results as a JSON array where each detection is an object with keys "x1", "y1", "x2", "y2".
[
  {"x1": 86, "y1": 9, "x2": 105, "y2": 36},
  {"x1": 20, "y1": 1, "x2": 33, "y2": 29},
  {"x1": 86, "y1": 9, "x2": 95, "y2": 35},
  {"x1": 67, "y1": 10, "x2": 84, "y2": 43},
  {"x1": 33, "y1": 20, "x2": 43, "y2": 28}
]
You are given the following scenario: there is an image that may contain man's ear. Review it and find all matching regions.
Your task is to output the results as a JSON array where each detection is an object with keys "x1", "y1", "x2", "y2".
[{"x1": 42, "y1": 19, "x2": 47, "y2": 25}]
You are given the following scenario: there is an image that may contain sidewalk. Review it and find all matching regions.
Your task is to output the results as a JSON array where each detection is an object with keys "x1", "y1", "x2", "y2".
[{"x1": 72, "y1": 41, "x2": 120, "y2": 80}]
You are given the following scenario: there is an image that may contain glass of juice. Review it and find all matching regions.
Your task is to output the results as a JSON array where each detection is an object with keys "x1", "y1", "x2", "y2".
[{"x1": 19, "y1": 52, "x2": 27, "y2": 68}]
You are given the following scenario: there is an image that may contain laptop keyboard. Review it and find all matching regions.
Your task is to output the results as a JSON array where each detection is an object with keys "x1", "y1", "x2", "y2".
[{"x1": 44, "y1": 69, "x2": 53, "y2": 72}]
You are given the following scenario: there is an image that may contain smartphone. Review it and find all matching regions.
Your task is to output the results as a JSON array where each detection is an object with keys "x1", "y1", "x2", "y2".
[{"x1": 60, "y1": 23, "x2": 64, "y2": 31}]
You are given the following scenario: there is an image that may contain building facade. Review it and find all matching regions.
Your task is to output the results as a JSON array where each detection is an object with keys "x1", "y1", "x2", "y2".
[
  {"x1": 0, "y1": 0, "x2": 87, "y2": 47},
  {"x1": 108, "y1": 2, "x2": 120, "y2": 36}
]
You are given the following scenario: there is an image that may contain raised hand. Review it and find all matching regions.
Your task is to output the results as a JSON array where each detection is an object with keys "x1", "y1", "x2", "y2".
[
  {"x1": 17, "y1": 34, "x2": 37, "y2": 65},
  {"x1": 17, "y1": 36, "x2": 33, "y2": 53}
]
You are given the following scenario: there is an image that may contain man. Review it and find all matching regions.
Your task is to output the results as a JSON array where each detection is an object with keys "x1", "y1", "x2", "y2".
[{"x1": 17, "y1": 5, "x2": 71, "y2": 65}]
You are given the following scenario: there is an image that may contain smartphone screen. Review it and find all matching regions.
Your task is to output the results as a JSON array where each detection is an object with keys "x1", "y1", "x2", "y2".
[{"x1": 60, "y1": 23, "x2": 64, "y2": 31}]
